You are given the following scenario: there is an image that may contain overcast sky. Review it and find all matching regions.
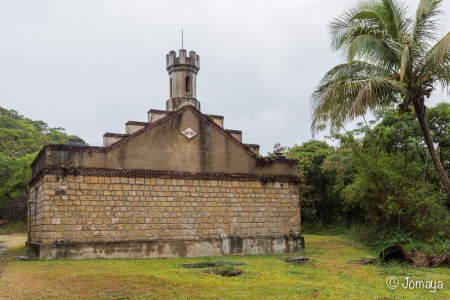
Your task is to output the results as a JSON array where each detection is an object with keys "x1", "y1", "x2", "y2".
[{"x1": 1, "y1": 0, "x2": 449, "y2": 154}]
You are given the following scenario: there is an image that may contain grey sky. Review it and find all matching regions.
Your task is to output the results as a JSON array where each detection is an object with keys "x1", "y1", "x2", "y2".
[{"x1": 1, "y1": 0, "x2": 449, "y2": 154}]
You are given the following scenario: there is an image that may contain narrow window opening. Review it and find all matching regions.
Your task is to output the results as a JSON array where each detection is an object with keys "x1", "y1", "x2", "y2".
[
  {"x1": 185, "y1": 76, "x2": 190, "y2": 93},
  {"x1": 34, "y1": 187, "x2": 38, "y2": 216},
  {"x1": 170, "y1": 78, "x2": 172, "y2": 97}
]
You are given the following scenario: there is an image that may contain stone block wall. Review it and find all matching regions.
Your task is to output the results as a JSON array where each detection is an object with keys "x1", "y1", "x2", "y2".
[{"x1": 30, "y1": 175, "x2": 300, "y2": 244}]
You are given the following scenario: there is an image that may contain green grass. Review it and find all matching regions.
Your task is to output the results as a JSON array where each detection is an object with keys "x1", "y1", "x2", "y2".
[
  {"x1": 0, "y1": 221, "x2": 26, "y2": 235},
  {"x1": 0, "y1": 234, "x2": 449, "y2": 299}
]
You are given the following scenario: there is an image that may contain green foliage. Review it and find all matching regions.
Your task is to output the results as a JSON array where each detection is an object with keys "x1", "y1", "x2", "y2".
[
  {"x1": 0, "y1": 153, "x2": 34, "y2": 220},
  {"x1": 331, "y1": 107, "x2": 450, "y2": 240},
  {"x1": 0, "y1": 106, "x2": 78, "y2": 221},
  {"x1": 0, "y1": 153, "x2": 35, "y2": 204},
  {"x1": 287, "y1": 140, "x2": 363, "y2": 227},
  {"x1": 427, "y1": 102, "x2": 450, "y2": 170},
  {"x1": 0, "y1": 107, "x2": 76, "y2": 157},
  {"x1": 0, "y1": 153, "x2": 21, "y2": 190},
  {"x1": 346, "y1": 223, "x2": 413, "y2": 251}
]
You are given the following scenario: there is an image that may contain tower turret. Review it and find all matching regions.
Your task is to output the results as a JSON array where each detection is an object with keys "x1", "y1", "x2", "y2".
[{"x1": 166, "y1": 49, "x2": 201, "y2": 111}]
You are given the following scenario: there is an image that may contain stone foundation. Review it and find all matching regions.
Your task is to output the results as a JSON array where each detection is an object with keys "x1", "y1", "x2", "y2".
[{"x1": 30, "y1": 236, "x2": 304, "y2": 259}]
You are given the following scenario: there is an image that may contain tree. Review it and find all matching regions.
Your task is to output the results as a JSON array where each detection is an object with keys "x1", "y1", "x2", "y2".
[
  {"x1": 287, "y1": 141, "x2": 337, "y2": 225},
  {"x1": 330, "y1": 111, "x2": 450, "y2": 239},
  {"x1": 310, "y1": 0, "x2": 450, "y2": 196},
  {"x1": 0, "y1": 106, "x2": 79, "y2": 221},
  {"x1": 287, "y1": 140, "x2": 363, "y2": 227},
  {"x1": 427, "y1": 102, "x2": 450, "y2": 169}
]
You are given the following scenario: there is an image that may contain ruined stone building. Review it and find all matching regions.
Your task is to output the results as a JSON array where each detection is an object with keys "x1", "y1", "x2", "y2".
[{"x1": 28, "y1": 49, "x2": 304, "y2": 259}]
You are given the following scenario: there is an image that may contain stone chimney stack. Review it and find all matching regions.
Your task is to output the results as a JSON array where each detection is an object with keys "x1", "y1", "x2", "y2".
[{"x1": 166, "y1": 49, "x2": 201, "y2": 111}]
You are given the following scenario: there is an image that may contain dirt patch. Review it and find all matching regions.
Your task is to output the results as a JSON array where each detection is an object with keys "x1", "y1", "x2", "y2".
[
  {"x1": 205, "y1": 266, "x2": 244, "y2": 277},
  {"x1": 0, "y1": 247, "x2": 7, "y2": 283},
  {"x1": 182, "y1": 261, "x2": 244, "y2": 268},
  {"x1": 0, "y1": 233, "x2": 27, "y2": 249},
  {"x1": 1, "y1": 273, "x2": 181, "y2": 300},
  {"x1": 350, "y1": 258, "x2": 377, "y2": 265},
  {"x1": 0, "y1": 234, "x2": 27, "y2": 282},
  {"x1": 0, "y1": 243, "x2": 6, "y2": 258}
]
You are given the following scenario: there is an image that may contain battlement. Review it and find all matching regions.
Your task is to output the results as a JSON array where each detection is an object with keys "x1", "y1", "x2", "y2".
[{"x1": 166, "y1": 49, "x2": 200, "y2": 71}]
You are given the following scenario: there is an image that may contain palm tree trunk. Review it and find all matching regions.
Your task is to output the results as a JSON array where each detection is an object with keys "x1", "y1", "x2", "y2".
[{"x1": 413, "y1": 101, "x2": 450, "y2": 197}]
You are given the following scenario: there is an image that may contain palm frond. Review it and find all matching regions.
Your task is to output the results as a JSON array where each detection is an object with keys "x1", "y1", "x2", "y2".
[
  {"x1": 399, "y1": 34, "x2": 410, "y2": 82},
  {"x1": 310, "y1": 61, "x2": 407, "y2": 135},
  {"x1": 421, "y1": 32, "x2": 450, "y2": 70},
  {"x1": 330, "y1": 1, "x2": 386, "y2": 52},
  {"x1": 381, "y1": 0, "x2": 411, "y2": 39},
  {"x1": 330, "y1": 0, "x2": 407, "y2": 68},
  {"x1": 413, "y1": 32, "x2": 450, "y2": 90},
  {"x1": 346, "y1": 32, "x2": 402, "y2": 69},
  {"x1": 412, "y1": 0, "x2": 444, "y2": 44},
  {"x1": 433, "y1": 64, "x2": 450, "y2": 92}
]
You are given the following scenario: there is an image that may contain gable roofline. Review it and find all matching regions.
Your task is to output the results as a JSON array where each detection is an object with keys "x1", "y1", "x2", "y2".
[{"x1": 31, "y1": 105, "x2": 297, "y2": 168}]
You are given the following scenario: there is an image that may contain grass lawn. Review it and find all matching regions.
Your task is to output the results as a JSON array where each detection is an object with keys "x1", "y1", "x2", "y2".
[{"x1": 0, "y1": 234, "x2": 449, "y2": 299}]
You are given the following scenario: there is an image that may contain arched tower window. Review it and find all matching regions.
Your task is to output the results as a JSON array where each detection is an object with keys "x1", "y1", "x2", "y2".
[
  {"x1": 185, "y1": 76, "x2": 190, "y2": 93},
  {"x1": 170, "y1": 78, "x2": 172, "y2": 97}
]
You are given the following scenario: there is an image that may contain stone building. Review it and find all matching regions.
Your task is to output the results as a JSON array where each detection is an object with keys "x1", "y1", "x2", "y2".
[{"x1": 28, "y1": 49, "x2": 304, "y2": 259}]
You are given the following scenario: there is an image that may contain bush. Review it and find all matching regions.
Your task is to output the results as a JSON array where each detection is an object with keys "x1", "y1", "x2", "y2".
[{"x1": 0, "y1": 196, "x2": 27, "y2": 221}]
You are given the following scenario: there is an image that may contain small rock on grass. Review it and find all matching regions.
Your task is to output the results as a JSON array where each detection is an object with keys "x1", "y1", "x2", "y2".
[
  {"x1": 14, "y1": 256, "x2": 36, "y2": 261},
  {"x1": 279, "y1": 256, "x2": 310, "y2": 263}
]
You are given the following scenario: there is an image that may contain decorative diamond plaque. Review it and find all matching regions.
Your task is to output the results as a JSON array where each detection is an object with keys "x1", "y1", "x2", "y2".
[{"x1": 182, "y1": 127, "x2": 197, "y2": 139}]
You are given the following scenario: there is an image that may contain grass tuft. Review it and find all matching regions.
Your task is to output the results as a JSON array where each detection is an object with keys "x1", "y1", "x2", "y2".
[{"x1": 205, "y1": 265, "x2": 244, "y2": 277}]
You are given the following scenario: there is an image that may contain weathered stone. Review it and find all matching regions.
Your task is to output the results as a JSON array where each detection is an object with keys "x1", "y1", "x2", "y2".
[{"x1": 283, "y1": 256, "x2": 310, "y2": 263}]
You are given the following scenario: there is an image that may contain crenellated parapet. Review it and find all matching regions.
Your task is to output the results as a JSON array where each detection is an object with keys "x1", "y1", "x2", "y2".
[{"x1": 166, "y1": 50, "x2": 200, "y2": 74}]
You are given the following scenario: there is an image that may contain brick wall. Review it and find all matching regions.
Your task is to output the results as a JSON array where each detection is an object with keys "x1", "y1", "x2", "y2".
[{"x1": 30, "y1": 175, "x2": 300, "y2": 244}]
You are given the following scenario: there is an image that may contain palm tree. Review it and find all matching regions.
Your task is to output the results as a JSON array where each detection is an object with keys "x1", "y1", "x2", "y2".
[{"x1": 310, "y1": 0, "x2": 450, "y2": 196}]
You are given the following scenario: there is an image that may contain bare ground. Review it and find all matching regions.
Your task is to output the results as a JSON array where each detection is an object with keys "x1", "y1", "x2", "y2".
[{"x1": 0, "y1": 233, "x2": 26, "y2": 251}]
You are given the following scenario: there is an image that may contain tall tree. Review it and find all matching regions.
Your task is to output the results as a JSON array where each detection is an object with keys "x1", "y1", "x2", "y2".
[{"x1": 310, "y1": 0, "x2": 450, "y2": 196}]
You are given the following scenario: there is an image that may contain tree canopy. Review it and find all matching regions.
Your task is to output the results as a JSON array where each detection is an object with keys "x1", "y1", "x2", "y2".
[{"x1": 0, "y1": 106, "x2": 78, "y2": 220}]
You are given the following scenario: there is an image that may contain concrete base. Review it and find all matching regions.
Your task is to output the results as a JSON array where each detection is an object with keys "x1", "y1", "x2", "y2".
[{"x1": 30, "y1": 236, "x2": 304, "y2": 259}]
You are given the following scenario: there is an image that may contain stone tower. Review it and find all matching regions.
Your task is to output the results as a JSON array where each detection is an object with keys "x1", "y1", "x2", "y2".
[{"x1": 166, "y1": 49, "x2": 201, "y2": 111}]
